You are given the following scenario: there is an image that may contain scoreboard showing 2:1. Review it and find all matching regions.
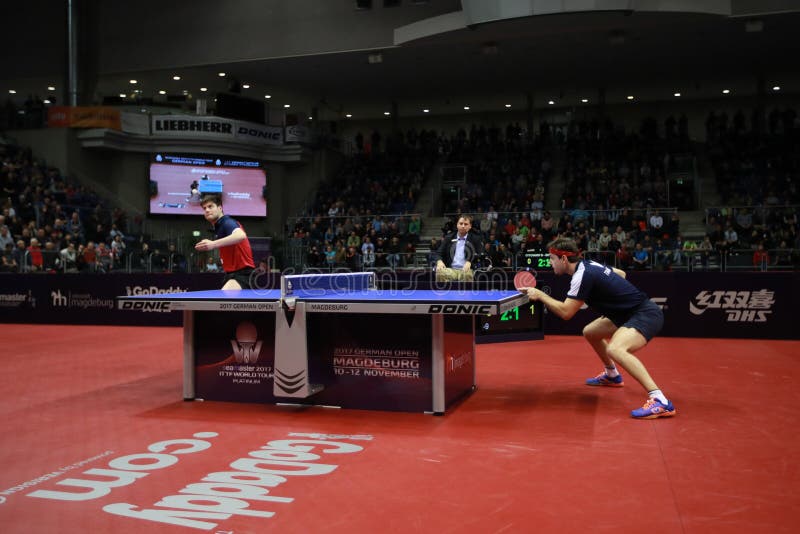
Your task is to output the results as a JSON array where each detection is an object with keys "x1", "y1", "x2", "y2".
[
  {"x1": 523, "y1": 250, "x2": 551, "y2": 270},
  {"x1": 476, "y1": 301, "x2": 543, "y2": 341}
]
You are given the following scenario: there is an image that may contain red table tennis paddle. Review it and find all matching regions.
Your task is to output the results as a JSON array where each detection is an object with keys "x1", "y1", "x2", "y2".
[{"x1": 514, "y1": 270, "x2": 537, "y2": 290}]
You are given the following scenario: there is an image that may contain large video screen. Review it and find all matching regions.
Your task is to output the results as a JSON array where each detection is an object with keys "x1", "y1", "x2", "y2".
[{"x1": 148, "y1": 153, "x2": 267, "y2": 217}]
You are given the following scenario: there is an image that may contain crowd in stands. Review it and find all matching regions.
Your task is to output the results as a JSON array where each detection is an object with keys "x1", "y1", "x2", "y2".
[
  {"x1": 0, "y1": 140, "x2": 194, "y2": 274},
  {"x1": 4, "y1": 106, "x2": 798, "y2": 275},
  {"x1": 290, "y1": 129, "x2": 441, "y2": 270},
  {"x1": 440, "y1": 122, "x2": 552, "y2": 216}
]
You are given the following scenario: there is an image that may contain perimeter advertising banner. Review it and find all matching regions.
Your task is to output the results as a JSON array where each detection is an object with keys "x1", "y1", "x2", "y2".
[
  {"x1": 150, "y1": 115, "x2": 284, "y2": 146},
  {"x1": 535, "y1": 271, "x2": 799, "y2": 340},
  {"x1": 0, "y1": 274, "x2": 224, "y2": 326},
  {"x1": 1, "y1": 272, "x2": 798, "y2": 339},
  {"x1": 47, "y1": 106, "x2": 121, "y2": 129}
]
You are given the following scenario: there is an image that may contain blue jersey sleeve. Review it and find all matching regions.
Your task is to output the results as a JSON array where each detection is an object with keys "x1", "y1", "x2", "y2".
[{"x1": 214, "y1": 215, "x2": 240, "y2": 239}]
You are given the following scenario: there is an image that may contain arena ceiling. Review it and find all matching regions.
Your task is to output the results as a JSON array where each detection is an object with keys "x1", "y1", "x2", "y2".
[{"x1": 1, "y1": 5, "x2": 799, "y2": 119}]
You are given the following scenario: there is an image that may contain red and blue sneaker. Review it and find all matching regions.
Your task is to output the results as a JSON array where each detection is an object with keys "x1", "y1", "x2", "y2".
[
  {"x1": 631, "y1": 397, "x2": 676, "y2": 419},
  {"x1": 585, "y1": 372, "x2": 624, "y2": 387}
]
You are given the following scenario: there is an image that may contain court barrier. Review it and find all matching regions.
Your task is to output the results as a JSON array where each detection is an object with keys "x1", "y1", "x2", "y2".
[{"x1": 1, "y1": 271, "x2": 797, "y2": 339}]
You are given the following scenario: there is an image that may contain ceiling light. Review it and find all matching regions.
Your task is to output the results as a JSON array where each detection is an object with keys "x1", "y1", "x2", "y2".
[
  {"x1": 423, "y1": 109, "x2": 429, "y2": 113},
  {"x1": 242, "y1": 84, "x2": 250, "y2": 89},
  {"x1": 173, "y1": 76, "x2": 181, "y2": 81},
  {"x1": 548, "y1": 100, "x2": 555, "y2": 105},
  {"x1": 129, "y1": 80, "x2": 137, "y2": 84},
  {"x1": 772, "y1": 86, "x2": 781, "y2": 91},
  {"x1": 218, "y1": 72, "x2": 226, "y2": 77},
  {"x1": 158, "y1": 90, "x2": 166, "y2": 95},
  {"x1": 674, "y1": 92, "x2": 681, "y2": 97},
  {"x1": 182, "y1": 90, "x2": 188, "y2": 95},
  {"x1": 581, "y1": 98, "x2": 589, "y2": 103},
  {"x1": 722, "y1": 89, "x2": 730, "y2": 94},
  {"x1": 43, "y1": 99, "x2": 51, "y2": 104},
  {"x1": 626, "y1": 95, "x2": 634, "y2": 100},
  {"x1": 308, "y1": 116, "x2": 313, "y2": 120},
  {"x1": 463, "y1": 106, "x2": 470, "y2": 110},
  {"x1": 47, "y1": 86, "x2": 55, "y2": 91},
  {"x1": 284, "y1": 104, "x2": 291, "y2": 108},
  {"x1": 8, "y1": 90, "x2": 16, "y2": 94},
  {"x1": 118, "y1": 93, "x2": 126, "y2": 98},
  {"x1": 264, "y1": 94, "x2": 271, "y2": 99},
  {"x1": 384, "y1": 111, "x2": 390, "y2": 116},
  {"x1": 504, "y1": 104, "x2": 511, "y2": 108},
  {"x1": 346, "y1": 114, "x2": 352, "y2": 118},
  {"x1": 200, "y1": 87, "x2": 207, "y2": 92}
]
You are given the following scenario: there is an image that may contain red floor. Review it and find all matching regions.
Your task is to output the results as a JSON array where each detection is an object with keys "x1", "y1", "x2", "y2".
[{"x1": 0, "y1": 325, "x2": 798, "y2": 533}]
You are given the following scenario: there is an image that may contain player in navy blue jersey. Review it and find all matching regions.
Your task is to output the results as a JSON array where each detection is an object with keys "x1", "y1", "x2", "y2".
[
  {"x1": 194, "y1": 194, "x2": 255, "y2": 289},
  {"x1": 520, "y1": 236, "x2": 675, "y2": 419}
]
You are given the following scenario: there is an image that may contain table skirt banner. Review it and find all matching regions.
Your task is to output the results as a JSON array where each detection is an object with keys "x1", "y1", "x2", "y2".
[
  {"x1": 193, "y1": 311, "x2": 277, "y2": 403},
  {"x1": 305, "y1": 313, "x2": 435, "y2": 412}
]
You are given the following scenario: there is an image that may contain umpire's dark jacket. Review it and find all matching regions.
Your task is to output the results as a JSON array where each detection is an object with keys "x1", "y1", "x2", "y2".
[{"x1": 433, "y1": 230, "x2": 484, "y2": 267}]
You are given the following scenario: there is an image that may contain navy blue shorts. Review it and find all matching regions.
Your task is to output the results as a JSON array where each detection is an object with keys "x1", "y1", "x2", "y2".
[
  {"x1": 610, "y1": 299, "x2": 664, "y2": 342},
  {"x1": 223, "y1": 267, "x2": 254, "y2": 289}
]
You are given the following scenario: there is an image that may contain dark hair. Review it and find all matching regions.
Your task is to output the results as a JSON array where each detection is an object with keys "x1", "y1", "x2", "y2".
[
  {"x1": 547, "y1": 236, "x2": 581, "y2": 263},
  {"x1": 200, "y1": 193, "x2": 222, "y2": 206}
]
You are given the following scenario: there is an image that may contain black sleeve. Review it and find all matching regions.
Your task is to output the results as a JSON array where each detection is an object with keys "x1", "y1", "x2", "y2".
[{"x1": 433, "y1": 234, "x2": 450, "y2": 265}]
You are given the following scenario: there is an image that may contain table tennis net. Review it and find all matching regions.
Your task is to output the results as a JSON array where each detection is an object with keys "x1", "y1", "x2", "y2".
[{"x1": 282, "y1": 272, "x2": 376, "y2": 297}]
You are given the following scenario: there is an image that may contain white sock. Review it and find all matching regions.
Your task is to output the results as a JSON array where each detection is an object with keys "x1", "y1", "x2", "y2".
[
  {"x1": 604, "y1": 365, "x2": 619, "y2": 378},
  {"x1": 648, "y1": 389, "x2": 668, "y2": 405}
]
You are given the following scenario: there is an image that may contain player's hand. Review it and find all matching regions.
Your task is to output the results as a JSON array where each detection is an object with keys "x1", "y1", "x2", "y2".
[
  {"x1": 436, "y1": 260, "x2": 445, "y2": 270},
  {"x1": 195, "y1": 239, "x2": 215, "y2": 251},
  {"x1": 521, "y1": 287, "x2": 543, "y2": 301}
]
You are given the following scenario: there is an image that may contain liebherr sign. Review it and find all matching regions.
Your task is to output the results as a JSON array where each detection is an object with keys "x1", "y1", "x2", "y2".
[{"x1": 151, "y1": 116, "x2": 283, "y2": 146}]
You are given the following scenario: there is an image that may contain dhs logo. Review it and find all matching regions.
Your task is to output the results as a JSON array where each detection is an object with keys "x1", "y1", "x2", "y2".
[
  {"x1": 120, "y1": 301, "x2": 171, "y2": 312},
  {"x1": 689, "y1": 290, "x2": 774, "y2": 323},
  {"x1": 125, "y1": 286, "x2": 187, "y2": 296}
]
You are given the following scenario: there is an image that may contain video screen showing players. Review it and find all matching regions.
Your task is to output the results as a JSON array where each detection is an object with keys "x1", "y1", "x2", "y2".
[{"x1": 148, "y1": 153, "x2": 267, "y2": 217}]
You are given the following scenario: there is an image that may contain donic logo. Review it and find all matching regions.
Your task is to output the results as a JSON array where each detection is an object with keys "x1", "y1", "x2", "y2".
[
  {"x1": 230, "y1": 322, "x2": 263, "y2": 364},
  {"x1": 428, "y1": 304, "x2": 492, "y2": 314}
]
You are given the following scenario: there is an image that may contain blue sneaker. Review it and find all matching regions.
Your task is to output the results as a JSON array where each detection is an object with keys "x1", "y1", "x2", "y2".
[
  {"x1": 631, "y1": 398, "x2": 676, "y2": 419},
  {"x1": 585, "y1": 372, "x2": 624, "y2": 387}
]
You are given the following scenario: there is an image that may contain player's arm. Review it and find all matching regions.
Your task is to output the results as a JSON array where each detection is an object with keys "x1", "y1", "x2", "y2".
[
  {"x1": 611, "y1": 267, "x2": 626, "y2": 279},
  {"x1": 212, "y1": 227, "x2": 247, "y2": 248},
  {"x1": 523, "y1": 288, "x2": 583, "y2": 320},
  {"x1": 195, "y1": 228, "x2": 247, "y2": 251}
]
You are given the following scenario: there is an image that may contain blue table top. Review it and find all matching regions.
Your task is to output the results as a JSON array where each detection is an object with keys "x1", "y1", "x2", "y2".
[{"x1": 122, "y1": 288, "x2": 523, "y2": 303}]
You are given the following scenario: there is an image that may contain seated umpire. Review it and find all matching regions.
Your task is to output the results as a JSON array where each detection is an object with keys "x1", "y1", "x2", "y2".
[{"x1": 433, "y1": 215, "x2": 484, "y2": 281}]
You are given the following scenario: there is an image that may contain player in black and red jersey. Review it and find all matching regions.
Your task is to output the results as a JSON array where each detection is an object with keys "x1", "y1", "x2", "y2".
[{"x1": 194, "y1": 194, "x2": 255, "y2": 289}]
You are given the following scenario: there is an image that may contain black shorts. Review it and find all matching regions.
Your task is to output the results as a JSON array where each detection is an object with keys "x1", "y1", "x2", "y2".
[
  {"x1": 609, "y1": 299, "x2": 664, "y2": 342},
  {"x1": 223, "y1": 267, "x2": 254, "y2": 289}
]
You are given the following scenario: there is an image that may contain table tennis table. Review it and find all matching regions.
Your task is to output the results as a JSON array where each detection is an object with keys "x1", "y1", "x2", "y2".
[{"x1": 118, "y1": 273, "x2": 529, "y2": 414}]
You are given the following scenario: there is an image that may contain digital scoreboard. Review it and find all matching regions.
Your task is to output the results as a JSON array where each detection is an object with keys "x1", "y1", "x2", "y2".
[{"x1": 476, "y1": 301, "x2": 544, "y2": 343}]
